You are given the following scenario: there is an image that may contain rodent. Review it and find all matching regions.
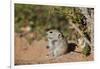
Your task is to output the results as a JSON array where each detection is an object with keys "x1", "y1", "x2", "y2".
[{"x1": 46, "y1": 29, "x2": 68, "y2": 57}]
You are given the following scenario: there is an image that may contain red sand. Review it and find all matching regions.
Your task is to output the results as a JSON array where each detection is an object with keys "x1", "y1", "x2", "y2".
[{"x1": 15, "y1": 35, "x2": 93, "y2": 65}]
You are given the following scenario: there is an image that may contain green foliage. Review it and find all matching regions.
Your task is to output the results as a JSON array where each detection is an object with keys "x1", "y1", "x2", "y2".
[
  {"x1": 82, "y1": 45, "x2": 91, "y2": 56},
  {"x1": 15, "y1": 4, "x2": 86, "y2": 40}
]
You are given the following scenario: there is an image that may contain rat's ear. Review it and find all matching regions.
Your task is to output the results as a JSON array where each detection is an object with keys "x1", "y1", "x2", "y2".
[{"x1": 58, "y1": 34, "x2": 62, "y2": 39}]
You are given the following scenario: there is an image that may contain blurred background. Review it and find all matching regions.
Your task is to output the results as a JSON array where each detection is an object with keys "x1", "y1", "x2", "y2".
[{"x1": 15, "y1": 4, "x2": 94, "y2": 42}]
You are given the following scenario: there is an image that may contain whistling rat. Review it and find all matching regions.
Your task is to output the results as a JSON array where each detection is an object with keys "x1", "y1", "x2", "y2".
[{"x1": 46, "y1": 29, "x2": 68, "y2": 57}]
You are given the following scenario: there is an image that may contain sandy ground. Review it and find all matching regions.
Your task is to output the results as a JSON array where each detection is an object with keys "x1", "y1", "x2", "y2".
[{"x1": 15, "y1": 34, "x2": 94, "y2": 65}]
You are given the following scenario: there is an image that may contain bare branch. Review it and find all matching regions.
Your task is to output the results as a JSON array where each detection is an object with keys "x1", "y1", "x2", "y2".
[{"x1": 68, "y1": 19, "x2": 92, "y2": 47}]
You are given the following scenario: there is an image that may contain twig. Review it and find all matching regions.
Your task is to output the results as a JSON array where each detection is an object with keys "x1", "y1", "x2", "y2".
[{"x1": 68, "y1": 19, "x2": 92, "y2": 47}]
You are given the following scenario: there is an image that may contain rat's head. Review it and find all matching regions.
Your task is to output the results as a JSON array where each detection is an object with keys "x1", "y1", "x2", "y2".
[{"x1": 46, "y1": 29, "x2": 63, "y2": 41}]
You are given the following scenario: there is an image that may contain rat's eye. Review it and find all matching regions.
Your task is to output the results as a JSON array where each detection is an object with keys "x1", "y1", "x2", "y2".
[{"x1": 49, "y1": 31, "x2": 53, "y2": 33}]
